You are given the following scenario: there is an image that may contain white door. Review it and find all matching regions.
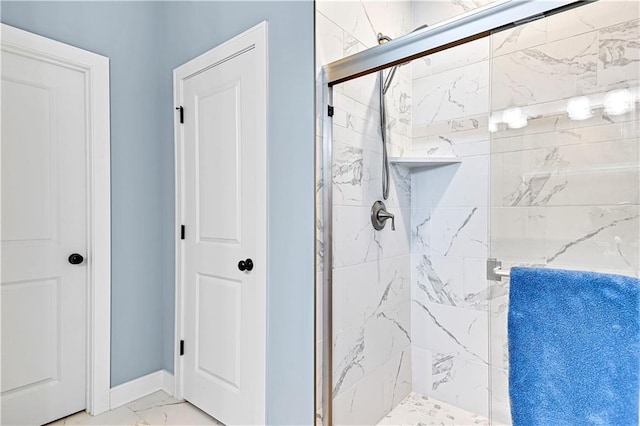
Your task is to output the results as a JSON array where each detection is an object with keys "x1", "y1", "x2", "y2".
[
  {"x1": 175, "y1": 23, "x2": 267, "y2": 426},
  {"x1": 1, "y1": 30, "x2": 90, "y2": 425}
]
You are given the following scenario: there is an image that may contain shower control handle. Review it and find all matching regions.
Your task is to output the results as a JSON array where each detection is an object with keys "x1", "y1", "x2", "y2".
[
  {"x1": 378, "y1": 210, "x2": 395, "y2": 231},
  {"x1": 371, "y1": 200, "x2": 395, "y2": 231},
  {"x1": 238, "y1": 258, "x2": 254, "y2": 272}
]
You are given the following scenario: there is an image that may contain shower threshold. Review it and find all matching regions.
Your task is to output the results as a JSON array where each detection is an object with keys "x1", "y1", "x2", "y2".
[{"x1": 377, "y1": 392, "x2": 488, "y2": 426}]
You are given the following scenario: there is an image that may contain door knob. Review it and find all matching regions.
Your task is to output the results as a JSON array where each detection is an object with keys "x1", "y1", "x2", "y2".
[
  {"x1": 238, "y1": 258, "x2": 254, "y2": 272},
  {"x1": 68, "y1": 253, "x2": 85, "y2": 265}
]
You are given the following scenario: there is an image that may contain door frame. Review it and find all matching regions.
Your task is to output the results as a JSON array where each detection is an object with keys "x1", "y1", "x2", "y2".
[
  {"x1": 1, "y1": 24, "x2": 112, "y2": 415},
  {"x1": 172, "y1": 21, "x2": 268, "y2": 419}
]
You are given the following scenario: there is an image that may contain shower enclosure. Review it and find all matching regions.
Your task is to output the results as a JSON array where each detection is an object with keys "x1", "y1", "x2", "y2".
[{"x1": 315, "y1": 0, "x2": 639, "y2": 424}]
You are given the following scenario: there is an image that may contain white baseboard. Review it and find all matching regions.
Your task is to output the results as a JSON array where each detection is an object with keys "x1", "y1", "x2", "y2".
[
  {"x1": 110, "y1": 369, "x2": 175, "y2": 409},
  {"x1": 161, "y1": 369, "x2": 175, "y2": 395}
]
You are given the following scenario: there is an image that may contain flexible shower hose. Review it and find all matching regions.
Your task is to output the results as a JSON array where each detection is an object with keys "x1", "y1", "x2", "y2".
[{"x1": 379, "y1": 69, "x2": 390, "y2": 200}]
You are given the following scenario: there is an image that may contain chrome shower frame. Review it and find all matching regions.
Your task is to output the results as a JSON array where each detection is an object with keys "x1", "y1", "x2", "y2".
[{"x1": 315, "y1": 1, "x2": 590, "y2": 424}]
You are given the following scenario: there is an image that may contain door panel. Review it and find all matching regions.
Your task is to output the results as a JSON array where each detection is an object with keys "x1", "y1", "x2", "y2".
[
  {"x1": 177, "y1": 24, "x2": 266, "y2": 426},
  {"x1": 1, "y1": 278, "x2": 60, "y2": 393},
  {"x1": 196, "y1": 83, "x2": 241, "y2": 243},
  {"x1": 1, "y1": 79, "x2": 55, "y2": 242},
  {"x1": 1, "y1": 42, "x2": 88, "y2": 426},
  {"x1": 195, "y1": 274, "x2": 241, "y2": 389}
]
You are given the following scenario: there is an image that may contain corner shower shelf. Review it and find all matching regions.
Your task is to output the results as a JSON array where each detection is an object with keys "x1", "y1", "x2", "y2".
[{"x1": 390, "y1": 156, "x2": 462, "y2": 169}]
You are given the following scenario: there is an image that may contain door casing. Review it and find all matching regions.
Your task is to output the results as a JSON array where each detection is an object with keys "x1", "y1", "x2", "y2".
[
  {"x1": 172, "y1": 21, "x2": 268, "y2": 422},
  {"x1": 0, "y1": 24, "x2": 111, "y2": 415}
]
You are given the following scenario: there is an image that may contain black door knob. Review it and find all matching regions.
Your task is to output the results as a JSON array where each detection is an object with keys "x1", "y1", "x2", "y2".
[
  {"x1": 68, "y1": 253, "x2": 84, "y2": 265},
  {"x1": 238, "y1": 258, "x2": 254, "y2": 272}
]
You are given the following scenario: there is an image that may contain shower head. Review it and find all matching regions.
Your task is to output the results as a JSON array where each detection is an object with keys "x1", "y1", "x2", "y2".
[
  {"x1": 377, "y1": 24, "x2": 429, "y2": 94},
  {"x1": 377, "y1": 24, "x2": 429, "y2": 45}
]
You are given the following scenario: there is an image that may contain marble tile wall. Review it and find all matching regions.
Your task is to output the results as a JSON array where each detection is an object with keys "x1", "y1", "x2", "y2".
[
  {"x1": 413, "y1": 0, "x2": 498, "y2": 28},
  {"x1": 318, "y1": 1, "x2": 639, "y2": 425},
  {"x1": 316, "y1": 2, "x2": 414, "y2": 425},
  {"x1": 488, "y1": 2, "x2": 640, "y2": 422}
]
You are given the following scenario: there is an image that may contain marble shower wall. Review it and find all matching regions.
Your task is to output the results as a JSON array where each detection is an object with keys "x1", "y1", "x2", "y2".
[
  {"x1": 317, "y1": 1, "x2": 638, "y2": 425},
  {"x1": 488, "y1": 1, "x2": 640, "y2": 423},
  {"x1": 316, "y1": 2, "x2": 414, "y2": 425}
]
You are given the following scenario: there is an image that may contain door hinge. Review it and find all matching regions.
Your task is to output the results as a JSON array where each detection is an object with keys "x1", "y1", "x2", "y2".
[
  {"x1": 176, "y1": 106, "x2": 184, "y2": 124},
  {"x1": 180, "y1": 225, "x2": 185, "y2": 240},
  {"x1": 180, "y1": 340, "x2": 184, "y2": 356},
  {"x1": 327, "y1": 105, "x2": 334, "y2": 117}
]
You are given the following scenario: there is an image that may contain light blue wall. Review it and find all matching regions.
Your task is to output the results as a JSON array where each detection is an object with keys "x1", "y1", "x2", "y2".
[
  {"x1": 2, "y1": 1, "x2": 314, "y2": 424},
  {"x1": 1, "y1": 1, "x2": 167, "y2": 387}
]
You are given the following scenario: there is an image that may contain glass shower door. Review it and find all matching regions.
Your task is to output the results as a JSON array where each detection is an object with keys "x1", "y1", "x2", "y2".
[{"x1": 487, "y1": 1, "x2": 640, "y2": 424}]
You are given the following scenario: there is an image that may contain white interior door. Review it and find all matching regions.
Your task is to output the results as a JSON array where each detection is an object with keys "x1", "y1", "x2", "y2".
[
  {"x1": 175, "y1": 23, "x2": 267, "y2": 426},
  {"x1": 1, "y1": 31, "x2": 90, "y2": 425}
]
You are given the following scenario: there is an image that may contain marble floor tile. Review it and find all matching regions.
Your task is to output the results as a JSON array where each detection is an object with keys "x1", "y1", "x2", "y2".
[
  {"x1": 48, "y1": 391, "x2": 223, "y2": 426},
  {"x1": 47, "y1": 406, "x2": 149, "y2": 426},
  {"x1": 135, "y1": 401, "x2": 222, "y2": 426},
  {"x1": 378, "y1": 392, "x2": 488, "y2": 426}
]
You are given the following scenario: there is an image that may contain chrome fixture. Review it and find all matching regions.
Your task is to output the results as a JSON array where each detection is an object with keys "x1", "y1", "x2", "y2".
[
  {"x1": 371, "y1": 200, "x2": 395, "y2": 231},
  {"x1": 487, "y1": 258, "x2": 510, "y2": 280},
  {"x1": 377, "y1": 24, "x2": 428, "y2": 200},
  {"x1": 377, "y1": 25, "x2": 428, "y2": 94}
]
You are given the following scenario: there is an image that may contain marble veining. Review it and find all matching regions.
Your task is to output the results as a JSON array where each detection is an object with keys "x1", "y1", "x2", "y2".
[
  {"x1": 598, "y1": 19, "x2": 640, "y2": 88},
  {"x1": 432, "y1": 354, "x2": 455, "y2": 391},
  {"x1": 416, "y1": 255, "x2": 458, "y2": 307},
  {"x1": 333, "y1": 143, "x2": 368, "y2": 206},
  {"x1": 390, "y1": 351, "x2": 408, "y2": 405},
  {"x1": 333, "y1": 331, "x2": 366, "y2": 398},
  {"x1": 333, "y1": 347, "x2": 412, "y2": 425},
  {"x1": 599, "y1": 20, "x2": 639, "y2": 69},
  {"x1": 379, "y1": 311, "x2": 412, "y2": 342},
  {"x1": 615, "y1": 235, "x2": 634, "y2": 269},
  {"x1": 491, "y1": 32, "x2": 598, "y2": 109},
  {"x1": 547, "y1": 212, "x2": 640, "y2": 264},
  {"x1": 333, "y1": 256, "x2": 412, "y2": 400},
  {"x1": 413, "y1": 213, "x2": 431, "y2": 246},
  {"x1": 378, "y1": 392, "x2": 489, "y2": 426},
  {"x1": 444, "y1": 207, "x2": 478, "y2": 256},
  {"x1": 333, "y1": 303, "x2": 410, "y2": 384},
  {"x1": 503, "y1": 148, "x2": 569, "y2": 207},
  {"x1": 414, "y1": 61, "x2": 489, "y2": 125},
  {"x1": 412, "y1": 300, "x2": 487, "y2": 366},
  {"x1": 48, "y1": 392, "x2": 222, "y2": 426},
  {"x1": 391, "y1": 164, "x2": 412, "y2": 205}
]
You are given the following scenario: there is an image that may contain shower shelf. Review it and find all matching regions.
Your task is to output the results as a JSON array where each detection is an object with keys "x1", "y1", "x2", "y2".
[{"x1": 389, "y1": 156, "x2": 462, "y2": 169}]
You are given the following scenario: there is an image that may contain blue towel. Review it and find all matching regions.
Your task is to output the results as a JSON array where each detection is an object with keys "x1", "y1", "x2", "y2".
[{"x1": 508, "y1": 267, "x2": 640, "y2": 425}]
